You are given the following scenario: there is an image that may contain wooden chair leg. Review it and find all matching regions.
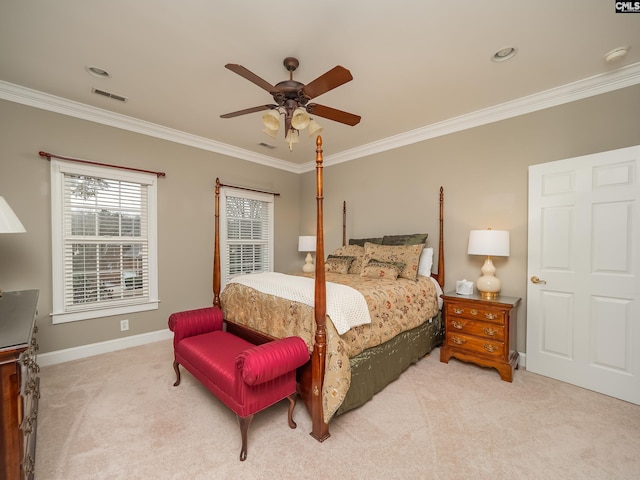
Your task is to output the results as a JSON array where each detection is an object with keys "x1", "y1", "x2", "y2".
[
  {"x1": 238, "y1": 414, "x2": 253, "y2": 461},
  {"x1": 172, "y1": 361, "x2": 181, "y2": 386},
  {"x1": 287, "y1": 394, "x2": 297, "y2": 429}
]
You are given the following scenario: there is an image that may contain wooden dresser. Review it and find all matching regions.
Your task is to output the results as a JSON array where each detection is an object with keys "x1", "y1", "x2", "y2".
[
  {"x1": 0, "y1": 290, "x2": 39, "y2": 480},
  {"x1": 439, "y1": 291, "x2": 520, "y2": 382}
]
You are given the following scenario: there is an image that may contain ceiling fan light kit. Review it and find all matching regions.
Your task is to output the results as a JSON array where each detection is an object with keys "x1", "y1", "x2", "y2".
[
  {"x1": 291, "y1": 107, "x2": 310, "y2": 130},
  {"x1": 262, "y1": 109, "x2": 280, "y2": 131},
  {"x1": 285, "y1": 129, "x2": 299, "y2": 144},
  {"x1": 261, "y1": 127, "x2": 278, "y2": 139},
  {"x1": 307, "y1": 119, "x2": 323, "y2": 137},
  {"x1": 221, "y1": 57, "x2": 360, "y2": 151}
]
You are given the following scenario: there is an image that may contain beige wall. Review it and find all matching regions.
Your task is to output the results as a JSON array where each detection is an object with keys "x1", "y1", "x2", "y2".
[
  {"x1": 301, "y1": 83, "x2": 640, "y2": 353},
  {"x1": 0, "y1": 100, "x2": 301, "y2": 354},
  {"x1": 2, "y1": 83, "x2": 639, "y2": 356}
]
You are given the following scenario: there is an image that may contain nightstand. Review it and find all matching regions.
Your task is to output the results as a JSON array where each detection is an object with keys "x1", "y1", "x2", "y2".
[
  {"x1": 439, "y1": 291, "x2": 520, "y2": 382},
  {"x1": 0, "y1": 289, "x2": 40, "y2": 479}
]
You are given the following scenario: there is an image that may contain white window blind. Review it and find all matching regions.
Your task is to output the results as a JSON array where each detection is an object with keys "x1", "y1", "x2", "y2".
[
  {"x1": 220, "y1": 188, "x2": 274, "y2": 287},
  {"x1": 51, "y1": 160, "x2": 158, "y2": 323}
]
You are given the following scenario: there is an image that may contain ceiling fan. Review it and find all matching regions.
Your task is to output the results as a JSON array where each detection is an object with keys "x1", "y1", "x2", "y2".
[{"x1": 220, "y1": 57, "x2": 361, "y2": 144}]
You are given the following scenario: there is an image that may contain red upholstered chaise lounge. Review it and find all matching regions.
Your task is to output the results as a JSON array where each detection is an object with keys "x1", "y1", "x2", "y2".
[{"x1": 168, "y1": 306, "x2": 310, "y2": 461}]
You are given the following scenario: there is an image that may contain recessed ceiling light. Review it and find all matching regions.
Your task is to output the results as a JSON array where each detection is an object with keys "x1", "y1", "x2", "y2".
[
  {"x1": 86, "y1": 66, "x2": 111, "y2": 78},
  {"x1": 492, "y1": 47, "x2": 517, "y2": 62},
  {"x1": 604, "y1": 46, "x2": 630, "y2": 63}
]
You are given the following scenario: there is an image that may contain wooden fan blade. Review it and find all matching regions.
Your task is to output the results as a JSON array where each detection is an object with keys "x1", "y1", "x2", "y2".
[
  {"x1": 306, "y1": 104, "x2": 361, "y2": 126},
  {"x1": 220, "y1": 105, "x2": 275, "y2": 118},
  {"x1": 225, "y1": 64, "x2": 277, "y2": 93},
  {"x1": 301, "y1": 66, "x2": 353, "y2": 100}
]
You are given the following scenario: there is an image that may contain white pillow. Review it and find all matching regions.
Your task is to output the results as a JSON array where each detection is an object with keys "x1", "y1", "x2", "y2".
[{"x1": 418, "y1": 247, "x2": 433, "y2": 277}]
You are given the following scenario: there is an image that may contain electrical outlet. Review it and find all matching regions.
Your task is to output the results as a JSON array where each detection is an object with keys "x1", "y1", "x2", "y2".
[{"x1": 120, "y1": 319, "x2": 129, "y2": 331}]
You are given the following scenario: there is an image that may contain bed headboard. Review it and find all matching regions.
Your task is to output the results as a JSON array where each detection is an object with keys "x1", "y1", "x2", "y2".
[{"x1": 340, "y1": 187, "x2": 445, "y2": 289}]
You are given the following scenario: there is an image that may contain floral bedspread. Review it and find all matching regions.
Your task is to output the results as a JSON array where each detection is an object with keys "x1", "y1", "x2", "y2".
[{"x1": 220, "y1": 273, "x2": 439, "y2": 422}]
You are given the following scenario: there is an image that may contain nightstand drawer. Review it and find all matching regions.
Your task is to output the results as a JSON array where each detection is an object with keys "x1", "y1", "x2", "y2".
[
  {"x1": 446, "y1": 303, "x2": 505, "y2": 324},
  {"x1": 447, "y1": 317, "x2": 505, "y2": 341},
  {"x1": 447, "y1": 332, "x2": 505, "y2": 358}
]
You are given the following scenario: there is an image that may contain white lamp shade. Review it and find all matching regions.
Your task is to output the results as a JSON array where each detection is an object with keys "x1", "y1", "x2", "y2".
[
  {"x1": 262, "y1": 109, "x2": 280, "y2": 131},
  {"x1": 291, "y1": 107, "x2": 310, "y2": 130},
  {"x1": 307, "y1": 119, "x2": 323, "y2": 136},
  {"x1": 262, "y1": 127, "x2": 278, "y2": 139},
  {"x1": 467, "y1": 229, "x2": 509, "y2": 256},
  {"x1": 298, "y1": 235, "x2": 316, "y2": 252},
  {"x1": 0, "y1": 197, "x2": 26, "y2": 233},
  {"x1": 285, "y1": 129, "x2": 300, "y2": 144}
]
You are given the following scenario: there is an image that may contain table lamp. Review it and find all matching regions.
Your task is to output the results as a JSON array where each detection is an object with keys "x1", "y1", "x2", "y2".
[
  {"x1": 0, "y1": 197, "x2": 26, "y2": 297},
  {"x1": 467, "y1": 228, "x2": 509, "y2": 299},
  {"x1": 298, "y1": 235, "x2": 316, "y2": 273}
]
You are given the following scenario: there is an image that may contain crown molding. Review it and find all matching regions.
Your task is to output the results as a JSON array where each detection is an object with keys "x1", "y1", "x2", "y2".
[
  {"x1": 0, "y1": 81, "x2": 305, "y2": 174},
  {"x1": 2, "y1": 61, "x2": 640, "y2": 175},
  {"x1": 314, "y1": 61, "x2": 640, "y2": 172}
]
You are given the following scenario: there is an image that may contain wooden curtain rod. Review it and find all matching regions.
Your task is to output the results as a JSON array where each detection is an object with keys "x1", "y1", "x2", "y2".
[
  {"x1": 215, "y1": 178, "x2": 280, "y2": 196},
  {"x1": 39, "y1": 151, "x2": 166, "y2": 177}
]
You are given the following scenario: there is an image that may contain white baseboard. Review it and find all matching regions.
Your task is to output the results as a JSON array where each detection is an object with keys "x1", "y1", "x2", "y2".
[
  {"x1": 519, "y1": 352, "x2": 526, "y2": 369},
  {"x1": 38, "y1": 329, "x2": 173, "y2": 367}
]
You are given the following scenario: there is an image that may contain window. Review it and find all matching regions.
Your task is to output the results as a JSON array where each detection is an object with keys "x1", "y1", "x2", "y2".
[
  {"x1": 51, "y1": 159, "x2": 158, "y2": 323},
  {"x1": 219, "y1": 187, "x2": 274, "y2": 288}
]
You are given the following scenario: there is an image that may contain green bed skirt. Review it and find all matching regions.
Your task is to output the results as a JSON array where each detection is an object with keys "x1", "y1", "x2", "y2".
[{"x1": 335, "y1": 310, "x2": 444, "y2": 416}]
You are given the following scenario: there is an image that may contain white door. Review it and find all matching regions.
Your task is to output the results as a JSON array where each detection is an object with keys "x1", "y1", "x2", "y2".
[{"x1": 527, "y1": 145, "x2": 640, "y2": 405}]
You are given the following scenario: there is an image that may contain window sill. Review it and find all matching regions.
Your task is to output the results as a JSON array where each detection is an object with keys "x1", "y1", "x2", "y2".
[{"x1": 51, "y1": 300, "x2": 159, "y2": 324}]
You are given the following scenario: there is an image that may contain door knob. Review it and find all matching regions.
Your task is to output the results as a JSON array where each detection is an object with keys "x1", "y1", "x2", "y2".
[{"x1": 530, "y1": 276, "x2": 547, "y2": 285}]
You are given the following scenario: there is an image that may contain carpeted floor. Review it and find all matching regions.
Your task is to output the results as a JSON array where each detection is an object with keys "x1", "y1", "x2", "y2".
[{"x1": 35, "y1": 339, "x2": 640, "y2": 479}]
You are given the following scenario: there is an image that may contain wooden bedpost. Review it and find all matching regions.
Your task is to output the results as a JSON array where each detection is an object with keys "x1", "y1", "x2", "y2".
[
  {"x1": 310, "y1": 136, "x2": 330, "y2": 442},
  {"x1": 342, "y1": 201, "x2": 347, "y2": 247},
  {"x1": 437, "y1": 186, "x2": 445, "y2": 289},
  {"x1": 213, "y1": 178, "x2": 221, "y2": 308}
]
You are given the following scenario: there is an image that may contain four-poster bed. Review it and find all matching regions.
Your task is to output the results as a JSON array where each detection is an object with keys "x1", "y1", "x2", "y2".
[{"x1": 212, "y1": 137, "x2": 445, "y2": 441}]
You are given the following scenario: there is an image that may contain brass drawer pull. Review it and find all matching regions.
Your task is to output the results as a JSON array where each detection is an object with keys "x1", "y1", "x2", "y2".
[
  {"x1": 17, "y1": 393, "x2": 23, "y2": 425},
  {"x1": 451, "y1": 320, "x2": 464, "y2": 329},
  {"x1": 452, "y1": 336, "x2": 466, "y2": 345},
  {"x1": 469, "y1": 309, "x2": 478, "y2": 316},
  {"x1": 483, "y1": 344, "x2": 498, "y2": 353},
  {"x1": 483, "y1": 327, "x2": 497, "y2": 336},
  {"x1": 484, "y1": 312, "x2": 497, "y2": 320},
  {"x1": 453, "y1": 307, "x2": 464, "y2": 315}
]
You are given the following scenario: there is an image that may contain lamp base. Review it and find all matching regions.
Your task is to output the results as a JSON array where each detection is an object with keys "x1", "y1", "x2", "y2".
[
  {"x1": 479, "y1": 291, "x2": 499, "y2": 300},
  {"x1": 302, "y1": 252, "x2": 315, "y2": 273},
  {"x1": 476, "y1": 256, "x2": 501, "y2": 300}
]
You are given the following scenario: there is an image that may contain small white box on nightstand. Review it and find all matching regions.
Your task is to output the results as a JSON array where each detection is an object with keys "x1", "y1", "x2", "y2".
[{"x1": 455, "y1": 279, "x2": 474, "y2": 295}]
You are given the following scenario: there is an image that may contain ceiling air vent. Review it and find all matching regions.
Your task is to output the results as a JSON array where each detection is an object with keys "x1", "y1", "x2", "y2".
[{"x1": 92, "y1": 87, "x2": 128, "y2": 102}]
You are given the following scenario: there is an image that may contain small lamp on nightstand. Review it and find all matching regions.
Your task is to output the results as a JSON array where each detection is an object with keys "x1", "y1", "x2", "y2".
[
  {"x1": 0, "y1": 197, "x2": 26, "y2": 297},
  {"x1": 467, "y1": 228, "x2": 509, "y2": 299},
  {"x1": 298, "y1": 235, "x2": 316, "y2": 273}
]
